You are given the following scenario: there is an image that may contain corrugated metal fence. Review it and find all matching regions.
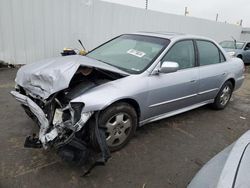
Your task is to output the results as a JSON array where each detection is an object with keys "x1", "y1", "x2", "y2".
[
  {"x1": 0, "y1": 0, "x2": 242, "y2": 64},
  {"x1": 240, "y1": 28, "x2": 250, "y2": 41}
]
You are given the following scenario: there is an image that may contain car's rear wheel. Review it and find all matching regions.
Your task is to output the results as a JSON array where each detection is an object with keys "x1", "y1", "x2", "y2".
[
  {"x1": 212, "y1": 81, "x2": 233, "y2": 110},
  {"x1": 99, "y1": 102, "x2": 137, "y2": 152}
]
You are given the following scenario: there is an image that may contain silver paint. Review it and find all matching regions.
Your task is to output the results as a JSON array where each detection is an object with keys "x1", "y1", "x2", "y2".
[
  {"x1": 188, "y1": 130, "x2": 250, "y2": 188},
  {"x1": 14, "y1": 32, "x2": 245, "y2": 127}
]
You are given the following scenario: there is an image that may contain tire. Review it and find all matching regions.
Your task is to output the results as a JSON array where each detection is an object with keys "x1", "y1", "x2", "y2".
[
  {"x1": 99, "y1": 102, "x2": 137, "y2": 152},
  {"x1": 212, "y1": 81, "x2": 233, "y2": 110},
  {"x1": 237, "y1": 55, "x2": 243, "y2": 59}
]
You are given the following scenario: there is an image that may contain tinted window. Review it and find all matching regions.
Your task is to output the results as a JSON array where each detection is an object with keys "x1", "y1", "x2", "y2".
[
  {"x1": 245, "y1": 43, "x2": 250, "y2": 50},
  {"x1": 219, "y1": 41, "x2": 245, "y2": 49},
  {"x1": 197, "y1": 40, "x2": 220, "y2": 66},
  {"x1": 162, "y1": 40, "x2": 195, "y2": 69}
]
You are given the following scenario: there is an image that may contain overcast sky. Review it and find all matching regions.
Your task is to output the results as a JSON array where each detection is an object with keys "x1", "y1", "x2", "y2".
[{"x1": 102, "y1": 0, "x2": 250, "y2": 27}]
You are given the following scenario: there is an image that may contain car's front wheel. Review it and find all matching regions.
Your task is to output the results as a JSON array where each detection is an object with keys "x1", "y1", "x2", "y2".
[
  {"x1": 99, "y1": 102, "x2": 137, "y2": 152},
  {"x1": 212, "y1": 81, "x2": 233, "y2": 110}
]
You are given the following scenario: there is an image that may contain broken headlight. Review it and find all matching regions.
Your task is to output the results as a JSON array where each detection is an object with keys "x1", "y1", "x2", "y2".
[{"x1": 55, "y1": 102, "x2": 93, "y2": 132}]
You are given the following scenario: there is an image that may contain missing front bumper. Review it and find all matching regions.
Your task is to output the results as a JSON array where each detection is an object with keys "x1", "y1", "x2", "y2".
[
  {"x1": 10, "y1": 90, "x2": 111, "y2": 174},
  {"x1": 10, "y1": 91, "x2": 93, "y2": 147}
]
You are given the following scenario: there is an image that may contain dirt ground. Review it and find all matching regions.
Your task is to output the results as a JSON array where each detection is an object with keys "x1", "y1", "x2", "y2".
[{"x1": 0, "y1": 68, "x2": 249, "y2": 188}]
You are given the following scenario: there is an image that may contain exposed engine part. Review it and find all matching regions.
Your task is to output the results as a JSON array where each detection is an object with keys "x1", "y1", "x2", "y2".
[
  {"x1": 11, "y1": 90, "x2": 110, "y2": 174},
  {"x1": 10, "y1": 91, "x2": 94, "y2": 147},
  {"x1": 47, "y1": 112, "x2": 111, "y2": 175}
]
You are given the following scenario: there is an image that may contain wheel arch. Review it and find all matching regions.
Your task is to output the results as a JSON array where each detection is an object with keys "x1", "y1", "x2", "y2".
[
  {"x1": 226, "y1": 78, "x2": 235, "y2": 90},
  {"x1": 103, "y1": 98, "x2": 141, "y2": 119},
  {"x1": 237, "y1": 54, "x2": 243, "y2": 59}
]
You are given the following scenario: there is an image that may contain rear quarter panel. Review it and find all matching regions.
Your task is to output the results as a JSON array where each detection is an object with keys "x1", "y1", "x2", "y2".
[{"x1": 223, "y1": 57, "x2": 244, "y2": 91}]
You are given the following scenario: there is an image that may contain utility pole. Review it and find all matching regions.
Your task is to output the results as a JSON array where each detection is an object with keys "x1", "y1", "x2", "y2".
[
  {"x1": 184, "y1": 7, "x2": 188, "y2": 16},
  {"x1": 145, "y1": 0, "x2": 148, "y2": 10},
  {"x1": 240, "y1": 19, "x2": 243, "y2": 26},
  {"x1": 216, "y1": 13, "x2": 218, "y2": 22}
]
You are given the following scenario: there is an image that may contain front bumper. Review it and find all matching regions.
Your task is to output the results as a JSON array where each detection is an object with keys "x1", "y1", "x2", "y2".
[{"x1": 10, "y1": 91, "x2": 57, "y2": 148}]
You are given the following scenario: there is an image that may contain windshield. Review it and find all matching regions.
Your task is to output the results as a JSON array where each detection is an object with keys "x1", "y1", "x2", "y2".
[
  {"x1": 219, "y1": 41, "x2": 245, "y2": 49},
  {"x1": 86, "y1": 34, "x2": 170, "y2": 74}
]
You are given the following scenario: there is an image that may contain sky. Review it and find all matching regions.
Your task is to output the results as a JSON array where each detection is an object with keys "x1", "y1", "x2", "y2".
[{"x1": 102, "y1": 0, "x2": 250, "y2": 27}]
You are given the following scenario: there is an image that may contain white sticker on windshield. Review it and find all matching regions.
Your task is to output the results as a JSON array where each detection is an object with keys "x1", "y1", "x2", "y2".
[{"x1": 127, "y1": 49, "x2": 146, "y2": 58}]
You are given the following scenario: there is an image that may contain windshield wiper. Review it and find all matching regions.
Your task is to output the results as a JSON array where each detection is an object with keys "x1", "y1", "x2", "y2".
[{"x1": 90, "y1": 57, "x2": 135, "y2": 74}]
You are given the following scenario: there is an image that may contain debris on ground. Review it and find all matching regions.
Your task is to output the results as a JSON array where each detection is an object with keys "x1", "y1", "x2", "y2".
[{"x1": 240, "y1": 116, "x2": 246, "y2": 120}]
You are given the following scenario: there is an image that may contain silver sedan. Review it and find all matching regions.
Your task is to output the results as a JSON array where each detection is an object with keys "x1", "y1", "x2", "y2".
[{"x1": 11, "y1": 32, "x2": 245, "y2": 167}]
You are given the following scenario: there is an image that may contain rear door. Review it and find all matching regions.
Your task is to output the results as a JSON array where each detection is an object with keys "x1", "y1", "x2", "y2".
[{"x1": 196, "y1": 40, "x2": 228, "y2": 102}]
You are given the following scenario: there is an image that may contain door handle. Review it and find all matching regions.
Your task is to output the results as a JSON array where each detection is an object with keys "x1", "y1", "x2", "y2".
[
  {"x1": 222, "y1": 72, "x2": 226, "y2": 76},
  {"x1": 190, "y1": 80, "x2": 196, "y2": 83}
]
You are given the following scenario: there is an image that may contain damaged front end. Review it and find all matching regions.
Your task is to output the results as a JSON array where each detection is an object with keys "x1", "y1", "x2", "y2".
[
  {"x1": 11, "y1": 70, "x2": 133, "y2": 174},
  {"x1": 10, "y1": 55, "x2": 130, "y2": 173},
  {"x1": 11, "y1": 89, "x2": 110, "y2": 173}
]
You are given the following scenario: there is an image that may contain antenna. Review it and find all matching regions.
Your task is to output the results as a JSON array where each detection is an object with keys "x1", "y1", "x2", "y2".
[
  {"x1": 184, "y1": 7, "x2": 189, "y2": 16},
  {"x1": 231, "y1": 36, "x2": 237, "y2": 49},
  {"x1": 231, "y1": 36, "x2": 236, "y2": 42},
  {"x1": 78, "y1": 39, "x2": 86, "y2": 51},
  {"x1": 240, "y1": 19, "x2": 243, "y2": 26},
  {"x1": 216, "y1": 13, "x2": 218, "y2": 22}
]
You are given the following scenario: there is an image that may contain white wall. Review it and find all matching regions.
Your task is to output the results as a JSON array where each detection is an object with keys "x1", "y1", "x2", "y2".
[
  {"x1": 240, "y1": 28, "x2": 250, "y2": 41},
  {"x1": 0, "y1": 0, "x2": 242, "y2": 64}
]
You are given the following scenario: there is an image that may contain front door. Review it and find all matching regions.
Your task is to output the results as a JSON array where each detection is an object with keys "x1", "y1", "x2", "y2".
[{"x1": 145, "y1": 40, "x2": 199, "y2": 119}]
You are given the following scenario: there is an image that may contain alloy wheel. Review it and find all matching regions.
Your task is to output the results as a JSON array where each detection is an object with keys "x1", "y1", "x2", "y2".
[
  {"x1": 220, "y1": 85, "x2": 231, "y2": 106},
  {"x1": 105, "y1": 113, "x2": 132, "y2": 147}
]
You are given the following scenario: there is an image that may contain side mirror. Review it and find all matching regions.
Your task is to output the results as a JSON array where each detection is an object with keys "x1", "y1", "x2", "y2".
[
  {"x1": 160, "y1": 61, "x2": 179, "y2": 74},
  {"x1": 245, "y1": 46, "x2": 250, "y2": 51}
]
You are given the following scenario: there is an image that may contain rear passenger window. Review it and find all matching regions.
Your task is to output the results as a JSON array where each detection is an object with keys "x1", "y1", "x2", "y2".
[
  {"x1": 197, "y1": 40, "x2": 220, "y2": 66},
  {"x1": 162, "y1": 40, "x2": 195, "y2": 70}
]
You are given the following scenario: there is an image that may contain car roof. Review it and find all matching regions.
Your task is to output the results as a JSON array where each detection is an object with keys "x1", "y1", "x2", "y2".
[{"x1": 133, "y1": 31, "x2": 212, "y2": 41}]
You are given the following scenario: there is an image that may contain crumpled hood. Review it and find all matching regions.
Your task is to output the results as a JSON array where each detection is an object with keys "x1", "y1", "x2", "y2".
[{"x1": 15, "y1": 55, "x2": 128, "y2": 99}]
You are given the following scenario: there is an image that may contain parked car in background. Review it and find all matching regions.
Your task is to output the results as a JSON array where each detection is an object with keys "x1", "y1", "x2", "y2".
[
  {"x1": 11, "y1": 32, "x2": 245, "y2": 170},
  {"x1": 188, "y1": 130, "x2": 250, "y2": 188},
  {"x1": 220, "y1": 40, "x2": 250, "y2": 64}
]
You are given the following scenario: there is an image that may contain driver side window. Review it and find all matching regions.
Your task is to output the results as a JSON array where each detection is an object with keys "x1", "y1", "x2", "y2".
[
  {"x1": 245, "y1": 43, "x2": 250, "y2": 50},
  {"x1": 162, "y1": 40, "x2": 195, "y2": 70}
]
